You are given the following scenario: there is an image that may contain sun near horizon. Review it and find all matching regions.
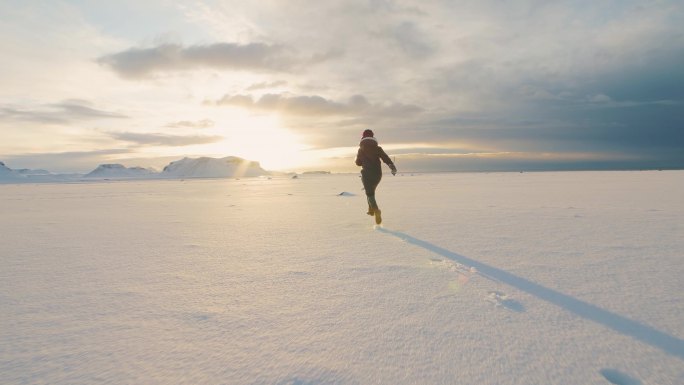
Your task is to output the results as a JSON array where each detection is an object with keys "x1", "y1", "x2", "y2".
[
  {"x1": 199, "y1": 111, "x2": 315, "y2": 172},
  {"x1": 94, "y1": 108, "x2": 340, "y2": 175}
]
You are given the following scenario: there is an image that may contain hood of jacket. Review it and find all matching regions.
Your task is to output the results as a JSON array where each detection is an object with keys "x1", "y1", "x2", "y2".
[{"x1": 360, "y1": 137, "x2": 378, "y2": 149}]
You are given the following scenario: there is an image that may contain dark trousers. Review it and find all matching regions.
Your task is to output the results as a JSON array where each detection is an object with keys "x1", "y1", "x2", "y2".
[{"x1": 361, "y1": 170, "x2": 382, "y2": 210}]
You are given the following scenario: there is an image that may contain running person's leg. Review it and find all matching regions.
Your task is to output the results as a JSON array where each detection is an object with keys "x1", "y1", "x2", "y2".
[{"x1": 361, "y1": 171, "x2": 382, "y2": 221}]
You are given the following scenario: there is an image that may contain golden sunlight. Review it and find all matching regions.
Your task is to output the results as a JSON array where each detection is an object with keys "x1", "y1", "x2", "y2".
[{"x1": 213, "y1": 112, "x2": 311, "y2": 171}]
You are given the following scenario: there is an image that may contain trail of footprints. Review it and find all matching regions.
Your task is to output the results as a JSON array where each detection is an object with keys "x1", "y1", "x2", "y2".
[
  {"x1": 428, "y1": 259, "x2": 648, "y2": 384},
  {"x1": 429, "y1": 258, "x2": 525, "y2": 312}
]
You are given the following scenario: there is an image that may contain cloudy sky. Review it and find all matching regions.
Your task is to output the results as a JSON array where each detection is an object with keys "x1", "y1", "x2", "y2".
[{"x1": 1, "y1": 0, "x2": 682, "y2": 173}]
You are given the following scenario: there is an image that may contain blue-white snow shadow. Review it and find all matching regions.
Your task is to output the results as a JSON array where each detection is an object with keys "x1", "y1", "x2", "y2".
[
  {"x1": 600, "y1": 369, "x2": 643, "y2": 385},
  {"x1": 377, "y1": 227, "x2": 684, "y2": 360}
]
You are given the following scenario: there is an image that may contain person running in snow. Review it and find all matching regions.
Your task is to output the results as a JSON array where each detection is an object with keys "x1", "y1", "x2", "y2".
[{"x1": 355, "y1": 129, "x2": 397, "y2": 224}]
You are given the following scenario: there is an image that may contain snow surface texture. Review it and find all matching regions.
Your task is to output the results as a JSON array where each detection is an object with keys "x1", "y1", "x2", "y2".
[{"x1": 1, "y1": 171, "x2": 682, "y2": 385}]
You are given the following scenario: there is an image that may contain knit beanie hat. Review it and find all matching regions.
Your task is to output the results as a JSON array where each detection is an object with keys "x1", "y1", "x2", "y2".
[{"x1": 362, "y1": 129, "x2": 374, "y2": 138}]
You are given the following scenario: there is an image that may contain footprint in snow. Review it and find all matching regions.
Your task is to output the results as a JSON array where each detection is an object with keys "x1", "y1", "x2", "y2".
[
  {"x1": 486, "y1": 291, "x2": 525, "y2": 312},
  {"x1": 600, "y1": 369, "x2": 642, "y2": 385},
  {"x1": 428, "y1": 258, "x2": 479, "y2": 294},
  {"x1": 429, "y1": 258, "x2": 476, "y2": 275}
]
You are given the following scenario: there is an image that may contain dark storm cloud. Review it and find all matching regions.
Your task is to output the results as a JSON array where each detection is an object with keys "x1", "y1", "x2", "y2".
[
  {"x1": 378, "y1": 33, "x2": 684, "y2": 170},
  {"x1": 397, "y1": 101, "x2": 684, "y2": 167},
  {"x1": 110, "y1": 132, "x2": 223, "y2": 147},
  {"x1": 510, "y1": 46, "x2": 684, "y2": 163},
  {"x1": 391, "y1": 155, "x2": 670, "y2": 173},
  {"x1": 98, "y1": 43, "x2": 296, "y2": 78},
  {"x1": 595, "y1": 47, "x2": 684, "y2": 102},
  {"x1": 0, "y1": 100, "x2": 127, "y2": 123}
]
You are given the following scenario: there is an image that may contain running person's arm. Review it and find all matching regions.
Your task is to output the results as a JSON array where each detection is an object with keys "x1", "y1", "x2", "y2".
[{"x1": 378, "y1": 147, "x2": 397, "y2": 175}]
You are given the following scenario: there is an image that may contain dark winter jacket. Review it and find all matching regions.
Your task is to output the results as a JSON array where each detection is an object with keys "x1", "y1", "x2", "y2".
[{"x1": 355, "y1": 137, "x2": 395, "y2": 176}]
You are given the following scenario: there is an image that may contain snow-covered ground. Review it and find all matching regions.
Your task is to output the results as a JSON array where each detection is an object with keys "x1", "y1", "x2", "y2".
[{"x1": 1, "y1": 171, "x2": 682, "y2": 385}]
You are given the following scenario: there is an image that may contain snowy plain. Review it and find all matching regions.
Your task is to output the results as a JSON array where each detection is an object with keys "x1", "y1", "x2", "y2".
[{"x1": 1, "y1": 171, "x2": 683, "y2": 385}]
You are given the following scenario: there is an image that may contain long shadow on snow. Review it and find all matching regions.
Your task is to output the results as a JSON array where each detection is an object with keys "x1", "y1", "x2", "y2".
[{"x1": 377, "y1": 227, "x2": 684, "y2": 360}]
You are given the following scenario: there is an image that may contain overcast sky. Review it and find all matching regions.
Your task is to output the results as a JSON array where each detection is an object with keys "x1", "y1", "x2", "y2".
[{"x1": 1, "y1": 0, "x2": 682, "y2": 173}]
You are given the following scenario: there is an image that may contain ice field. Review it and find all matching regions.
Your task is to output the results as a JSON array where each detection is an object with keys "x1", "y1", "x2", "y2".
[{"x1": 1, "y1": 171, "x2": 683, "y2": 384}]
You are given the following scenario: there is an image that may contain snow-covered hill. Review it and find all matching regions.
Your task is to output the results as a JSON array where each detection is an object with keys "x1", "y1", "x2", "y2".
[
  {"x1": 1, "y1": 161, "x2": 13, "y2": 173},
  {"x1": 84, "y1": 164, "x2": 157, "y2": 179},
  {"x1": 162, "y1": 156, "x2": 269, "y2": 178},
  {"x1": 1, "y1": 156, "x2": 271, "y2": 183},
  {"x1": 0, "y1": 161, "x2": 79, "y2": 183},
  {"x1": 0, "y1": 161, "x2": 24, "y2": 181},
  {"x1": 16, "y1": 168, "x2": 51, "y2": 176}
]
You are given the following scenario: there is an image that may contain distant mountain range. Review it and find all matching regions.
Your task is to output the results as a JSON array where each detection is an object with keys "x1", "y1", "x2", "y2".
[
  {"x1": 0, "y1": 156, "x2": 271, "y2": 183},
  {"x1": 162, "y1": 156, "x2": 267, "y2": 178},
  {"x1": 84, "y1": 164, "x2": 158, "y2": 179}
]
